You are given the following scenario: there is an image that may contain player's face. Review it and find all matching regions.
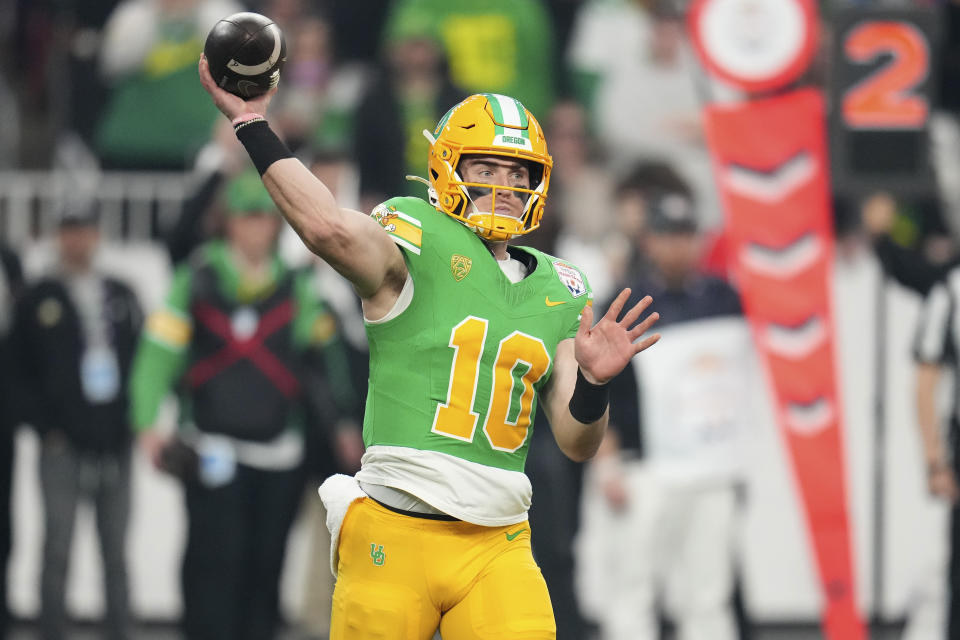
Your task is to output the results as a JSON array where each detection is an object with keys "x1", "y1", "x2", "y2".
[{"x1": 458, "y1": 156, "x2": 531, "y2": 219}]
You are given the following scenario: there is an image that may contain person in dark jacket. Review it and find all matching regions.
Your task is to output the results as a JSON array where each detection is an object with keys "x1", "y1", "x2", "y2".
[
  {"x1": 11, "y1": 203, "x2": 142, "y2": 640},
  {"x1": 576, "y1": 189, "x2": 751, "y2": 640},
  {"x1": 130, "y1": 170, "x2": 358, "y2": 640},
  {"x1": 0, "y1": 244, "x2": 23, "y2": 640},
  {"x1": 353, "y1": 16, "x2": 466, "y2": 213}
]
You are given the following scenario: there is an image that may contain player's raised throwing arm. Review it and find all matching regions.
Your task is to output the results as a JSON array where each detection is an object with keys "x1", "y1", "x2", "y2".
[{"x1": 197, "y1": 56, "x2": 406, "y2": 307}]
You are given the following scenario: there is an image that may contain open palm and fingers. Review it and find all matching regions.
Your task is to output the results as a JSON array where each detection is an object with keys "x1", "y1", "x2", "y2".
[
  {"x1": 575, "y1": 288, "x2": 659, "y2": 385},
  {"x1": 198, "y1": 55, "x2": 276, "y2": 120}
]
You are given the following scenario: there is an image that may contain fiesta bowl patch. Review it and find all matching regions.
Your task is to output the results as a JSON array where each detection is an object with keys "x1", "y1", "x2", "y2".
[{"x1": 553, "y1": 261, "x2": 586, "y2": 298}]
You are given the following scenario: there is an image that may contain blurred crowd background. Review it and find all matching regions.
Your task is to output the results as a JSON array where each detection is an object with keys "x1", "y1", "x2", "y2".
[{"x1": 1, "y1": 0, "x2": 959, "y2": 639}]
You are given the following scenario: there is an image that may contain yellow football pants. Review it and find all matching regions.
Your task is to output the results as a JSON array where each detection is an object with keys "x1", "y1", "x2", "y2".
[{"x1": 329, "y1": 497, "x2": 556, "y2": 640}]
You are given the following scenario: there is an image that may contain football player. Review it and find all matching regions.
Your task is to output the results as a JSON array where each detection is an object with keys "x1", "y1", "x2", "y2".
[{"x1": 199, "y1": 56, "x2": 659, "y2": 640}]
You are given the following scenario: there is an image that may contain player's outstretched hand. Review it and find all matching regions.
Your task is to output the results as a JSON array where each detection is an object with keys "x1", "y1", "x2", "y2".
[
  {"x1": 198, "y1": 54, "x2": 276, "y2": 121},
  {"x1": 574, "y1": 288, "x2": 659, "y2": 385}
]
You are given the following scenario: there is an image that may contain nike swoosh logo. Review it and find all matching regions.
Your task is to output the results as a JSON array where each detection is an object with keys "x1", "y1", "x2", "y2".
[
  {"x1": 505, "y1": 528, "x2": 528, "y2": 541},
  {"x1": 544, "y1": 297, "x2": 566, "y2": 307}
]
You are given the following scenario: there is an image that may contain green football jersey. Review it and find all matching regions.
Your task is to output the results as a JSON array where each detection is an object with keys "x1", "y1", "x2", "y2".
[{"x1": 363, "y1": 197, "x2": 592, "y2": 474}]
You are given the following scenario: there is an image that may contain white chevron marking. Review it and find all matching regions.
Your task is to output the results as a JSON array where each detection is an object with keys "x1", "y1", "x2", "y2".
[
  {"x1": 724, "y1": 152, "x2": 816, "y2": 203},
  {"x1": 740, "y1": 233, "x2": 823, "y2": 279},
  {"x1": 785, "y1": 398, "x2": 834, "y2": 436},
  {"x1": 763, "y1": 316, "x2": 828, "y2": 360}
]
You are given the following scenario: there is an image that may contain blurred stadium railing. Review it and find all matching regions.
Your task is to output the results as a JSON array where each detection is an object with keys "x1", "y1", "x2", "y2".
[{"x1": 0, "y1": 171, "x2": 190, "y2": 243}]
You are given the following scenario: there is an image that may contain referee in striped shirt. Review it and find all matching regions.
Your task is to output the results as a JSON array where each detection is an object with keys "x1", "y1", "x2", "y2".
[{"x1": 915, "y1": 267, "x2": 960, "y2": 639}]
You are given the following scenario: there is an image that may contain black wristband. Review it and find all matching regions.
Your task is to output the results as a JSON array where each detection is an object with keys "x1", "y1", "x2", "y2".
[
  {"x1": 568, "y1": 368, "x2": 610, "y2": 424},
  {"x1": 234, "y1": 119, "x2": 293, "y2": 176}
]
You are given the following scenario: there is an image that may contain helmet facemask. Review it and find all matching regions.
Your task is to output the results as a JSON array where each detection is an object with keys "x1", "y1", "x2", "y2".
[{"x1": 450, "y1": 157, "x2": 546, "y2": 242}]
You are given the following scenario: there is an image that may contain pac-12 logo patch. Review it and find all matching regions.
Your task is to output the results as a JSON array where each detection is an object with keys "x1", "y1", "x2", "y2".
[
  {"x1": 553, "y1": 261, "x2": 586, "y2": 298},
  {"x1": 451, "y1": 254, "x2": 472, "y2": 281}
]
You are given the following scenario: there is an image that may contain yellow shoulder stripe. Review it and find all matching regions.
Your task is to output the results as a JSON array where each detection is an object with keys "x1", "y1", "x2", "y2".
[{"x1": 389, "y1": 214, "x2": 423, "y2": 251}]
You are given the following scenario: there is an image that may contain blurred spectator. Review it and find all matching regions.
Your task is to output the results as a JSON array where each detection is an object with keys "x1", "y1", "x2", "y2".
[
  {"x1": 932, "y1": 3, "x2": 960, "y2": 243},
  {"x1": 11, "y1": 203, "x2": 143, "y2": 640},
  {"x1": 158, "y1": 137, "x2": 368, "y2": 638},
  {"x1": 541, "y1": 0, "x2": 587, "y2": 98},
  {"x1": 576, "y1": 190, "x2": 750, "y2": 640},
  {"x1": 545, "y1": 100, "x2": 611, "y2": 243},
  {"x1": 269, "y1": 11, "x2": 368, "y2": 154},
  {"x1": 295, "y1": 340, "x2": 364, "y2": 640},
  {"x1": 382, "y1": 0, "x2": 556, "y2": 118},
  {"x1": 129, "y1": 170, "x2": 358, "y2": 640},
  {"x1": 526, "y1": 411, "x2": 589, "y2": 640},
  {"x1": 94, "y1": 0, "x2": 240, "y2": 170},
  {"x1": 353, "y1": 11, "x2": 466, "y2": 213},
  {"x1": 163, "y1": 118, "x2": 251, "y2": 266},
  {"x1": 912, "y1": 260, "x2": 960, "y2": 640},
  {"x1": 539, "y1": 99, "x2": 617, "y2": 303},
  {"x1": 253, "y1": 0, "x2": 305, "y2": 35},
  {"x1": 287, "y1": 149, "x2": 367, "y2": 640},
  {"x1": 606, "y1": 157, "x2": 737, "y2": 293},
  {"x1": 0, "y1": 244, "x2": 23, "y2": 640},
  {"x1": 568, "y1": 0, "x2": 723, "y2": 226},
  {"x1": 0, "y1": 72, "x2": 19, "y2": 168},
  {"x1": 856, "y1": 190, "x2": 957, "y2": 296},
  {"x1": 293, "y1": 278, "x2": 364, "y2": 640},
  {"x1": 9, "y1": 0, "x2": 119, "y2": 161},
  {"x1": 936, "y1": 1, "x2": 960, "y2": 114},
  {"x1": 21, "y1": 0, "x2": 127, "y2": 167},
  {"x1": 321, "y1": 2, "x2": 389, "y2": 64},
  {"x1": 59, "y1": 0, "x2": 123, "y2": 147},
  {"x1": 9, "y1": 0, "x2": 61, "y2": 166},
  {"x1": 607, "y1": 160, "x2": 695, "y2": 284}
]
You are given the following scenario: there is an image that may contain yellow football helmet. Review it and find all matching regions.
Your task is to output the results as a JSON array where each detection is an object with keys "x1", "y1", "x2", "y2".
[{"x1": 423, "y1": 93, "x2": 552, "y2": 242}]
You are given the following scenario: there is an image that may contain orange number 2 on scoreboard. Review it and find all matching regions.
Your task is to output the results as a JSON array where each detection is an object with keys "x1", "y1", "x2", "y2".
[{"x1": 842, "y1": 21, "x2": 929, "y2": 130}]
